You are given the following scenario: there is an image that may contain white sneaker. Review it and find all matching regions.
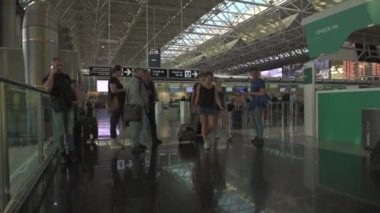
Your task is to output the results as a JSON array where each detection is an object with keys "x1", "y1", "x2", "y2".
[{"x1": 203, "y1": 142, "x2": 211, "y2": 150}]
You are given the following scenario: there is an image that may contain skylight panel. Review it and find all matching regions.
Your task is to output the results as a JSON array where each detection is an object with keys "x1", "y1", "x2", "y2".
[{"x1": 162, "y1": 0, "x2": 290, "y2": 62}]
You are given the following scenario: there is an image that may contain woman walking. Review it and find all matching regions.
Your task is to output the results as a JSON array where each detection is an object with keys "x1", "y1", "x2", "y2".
[
  {"x1": 108, "y1": 65, "x2": 126, "y2": 147},
  {"x1": 194, "y1": 71, "x2": 225, "y2": 150}
]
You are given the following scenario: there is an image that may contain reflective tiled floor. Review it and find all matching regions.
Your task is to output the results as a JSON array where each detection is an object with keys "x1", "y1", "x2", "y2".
[{"x1": 35, "y1": 111, "x2": 380, "y2": 213}]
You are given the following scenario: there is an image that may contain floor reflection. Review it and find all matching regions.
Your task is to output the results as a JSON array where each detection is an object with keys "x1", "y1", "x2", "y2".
[{"x1": 35, "y1": 124, "x2": 380, "y2": 213}]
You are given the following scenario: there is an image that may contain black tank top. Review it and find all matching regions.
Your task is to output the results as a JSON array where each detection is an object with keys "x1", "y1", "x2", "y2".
[{"x1": 199, "y1": 84, "x2": 215, "y2": 108}]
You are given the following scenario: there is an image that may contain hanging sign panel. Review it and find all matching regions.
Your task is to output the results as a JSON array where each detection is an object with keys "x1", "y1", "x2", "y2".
[
  {"x1": 168, "y1": 69, "x2": 185, "y2": 78},
  {"x1": 168, "y1": 69, "x2": 199, "y2": 78},
  {"x1": 89, "y1": 66, "x2": 111, "y2": 76},
  {"x1": 150, "y1": 68, "x2": 168, "y2": 78},
  {"x1": 123, "y1": 67, "x2": 134, "y2": 77}
]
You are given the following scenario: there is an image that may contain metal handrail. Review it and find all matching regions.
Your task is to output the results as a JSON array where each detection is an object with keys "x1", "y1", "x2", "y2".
[{"x1": 0, "y1": 76, "x2": 48, "y2": 94}]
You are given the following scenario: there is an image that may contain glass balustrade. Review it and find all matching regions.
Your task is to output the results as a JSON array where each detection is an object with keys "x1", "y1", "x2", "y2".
[{"x1": 0, "y1": 77, "x2": 56, "y2": 211}]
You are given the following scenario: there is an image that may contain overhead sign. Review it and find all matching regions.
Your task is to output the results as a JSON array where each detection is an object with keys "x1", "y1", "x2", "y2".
[
  {"x1": 169, "y1": 69, "x2": 185, "y2": 78},
  {"x1": 302, "y1": 0, "x2": 380, "y2": 58},
  {"x1": 169, "y1": 69, "x2": 199, "y2": 78},
  {"x1": 148, "y1": 48, "x2": 161, "y2": 68},
  {"x1": 184, "y1": 70, "x2": 199, "y2": 78},
  {"x1": 89, "y1": 66, "x2": 111, "y2": 76},
  {"x1": 150, "y1": 68, "x2": 168, "y2": 78},
  {"x1": 123, "y1": 67, "x2": 133, "y2": 77},
  {"x1": 86, "y1": 66, "x2": 199, "y2": 79}
]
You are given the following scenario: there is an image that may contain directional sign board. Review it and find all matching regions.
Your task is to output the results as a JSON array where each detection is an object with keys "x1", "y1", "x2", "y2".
[
  {"x1": 189, "y1": 70, "x2": 199, "y2": 78},
  {"x1": 87, "y1": 66, "x2": 198, "y2": 78},
  {"x1": 168, "y1": 69, "x2": 199, "y2": 78},
  {"x1": 150, "y1": 68, "x2": 168, "y2": 78},
  {"x1": 89, "y1": 66, "x2": 111, "y2": 76},
  {"x1": 123, "y1": 67, "x2": 134, "y2": 77},
  {"x1": 168, "y1": 69, "x2": 185, "y2": 78}
]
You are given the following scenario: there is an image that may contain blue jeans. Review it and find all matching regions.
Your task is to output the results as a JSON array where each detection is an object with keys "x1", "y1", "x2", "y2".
[
  {"x1": 110, "y1": 108, "x2": 123, "y2": 139},
  {"x1": 53, "y1": 108, "x2": 75, "y2": 153},
  {"x1": 251, "y1": 107, "x2": 264, "y2": 139}
]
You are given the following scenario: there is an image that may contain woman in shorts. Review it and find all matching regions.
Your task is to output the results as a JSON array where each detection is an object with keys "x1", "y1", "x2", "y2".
[{"x1": 194, "y1": 71, "x2": 225, "y2": 150}]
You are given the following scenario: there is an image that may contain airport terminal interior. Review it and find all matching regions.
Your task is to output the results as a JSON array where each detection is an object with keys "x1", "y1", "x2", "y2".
[{"x1": 1, "y1": 0, "x2": 380, "y2": 212}]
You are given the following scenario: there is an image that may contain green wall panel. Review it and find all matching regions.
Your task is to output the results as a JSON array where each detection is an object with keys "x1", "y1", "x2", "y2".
[
  {"x1": 319, "y1": 149, "x2": 363, "y2": 194},
  {"x1": 318, "y1": 90, "x2": 380, "y2": 144}
]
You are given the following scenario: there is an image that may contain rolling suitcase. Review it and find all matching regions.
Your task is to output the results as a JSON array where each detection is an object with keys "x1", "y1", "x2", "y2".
[
  {"x1": 178, "y1": 124, "x2": 196, "y2": 143},
  {"x1": 83, "y1": 116, "x2": 98, "y2": 143}
]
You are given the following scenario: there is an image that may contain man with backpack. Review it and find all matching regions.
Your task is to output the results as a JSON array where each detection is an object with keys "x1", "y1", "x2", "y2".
[
  {"x1": 43, "y1": 57, "x2": 79, "y2": 164},
  {"x1": 246, "y1": 68, "x2": 267, "y2": 148}
]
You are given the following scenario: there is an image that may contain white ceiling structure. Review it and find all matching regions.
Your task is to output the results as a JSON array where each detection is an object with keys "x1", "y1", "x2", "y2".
[{"x1": 19, "y1": 0, "x2": 348, "y2": 73}]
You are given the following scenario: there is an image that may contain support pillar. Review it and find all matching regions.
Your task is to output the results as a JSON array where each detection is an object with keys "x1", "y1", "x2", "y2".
[
  {"x1": 22, "y1": 1, "x2": 59, "y2": 86},
  {"x1": 304, "y1": 62, "x2": 316, "y2": 137}
]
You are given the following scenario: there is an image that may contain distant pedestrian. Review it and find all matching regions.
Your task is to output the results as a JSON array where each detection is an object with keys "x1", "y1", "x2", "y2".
[
  {"x1": 246, "y1": 68, "x2": 267, "y2": 148},
  {"x1": 127, "y1": 68, "x2": 151, "y2": 153},
  {"x1": 144, "y1": 71, "x2": 162, "y2": 145},
  {"x1": 108, "y1": 65, "x2": 126, "y2": 148}
]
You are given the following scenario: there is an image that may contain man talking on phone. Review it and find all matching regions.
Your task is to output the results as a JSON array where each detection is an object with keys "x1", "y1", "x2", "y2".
[{"x1": 43, "y1": 57, "x2": 79, "y2": 164}]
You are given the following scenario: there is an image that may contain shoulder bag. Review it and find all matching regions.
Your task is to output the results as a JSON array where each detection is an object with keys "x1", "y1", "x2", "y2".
[{"x1": 107, "y1": 96, "x2": 119, "y2": 112}]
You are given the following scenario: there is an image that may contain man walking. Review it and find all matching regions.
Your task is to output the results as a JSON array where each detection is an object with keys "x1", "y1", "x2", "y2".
[
  {"x1": 108, "y1": 65, "x2": 126, "y2": 147},
  {"x1": 246, "y1": 68, "x2": 267, "y2": 148},
  {"x1": 127, "y1": 68, "x2": 150, "y2": 153},
  {"x1": 144, "y1": 71, "x2": 162, "y2": 145},
  {"x1": 43, "y1": 57, "x2": 79, "y2": 164}
]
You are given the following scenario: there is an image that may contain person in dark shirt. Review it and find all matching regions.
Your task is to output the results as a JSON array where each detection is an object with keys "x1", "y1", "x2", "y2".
[
  {"x1": 191, "y1": 73, "x2": 205, "y2": 114},
  {"x1": 194, "y1": 71, "x2": 225, "y2": 150},
  {"x1": 245, "y1": 68, "x2": 267, "y2": 148},
  {"x1": 42, "y1": 57, "x2": 79, "y2": 164},
  {"x1": 108, "y1": 65, "x2": 126, "y2": 147},
  {"x1": 144, "y1": 71, "x2": 162, "y2": 145}
]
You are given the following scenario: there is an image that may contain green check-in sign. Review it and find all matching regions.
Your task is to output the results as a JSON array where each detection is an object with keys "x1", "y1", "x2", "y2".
[{"x1": 303, "y1": 0, "x2": 380, "y2": 58}]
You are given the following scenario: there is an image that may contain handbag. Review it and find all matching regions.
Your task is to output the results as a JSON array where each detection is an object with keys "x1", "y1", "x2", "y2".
[
  {"x1": 124, "y1": 103, "x2": 143, "y2": 122},
  {"x1": 124, "y1": 80, "x2": 143, "y2": 122},
  {"x1": 107, "y1": 96, "x2": 119, "y2": 112}
]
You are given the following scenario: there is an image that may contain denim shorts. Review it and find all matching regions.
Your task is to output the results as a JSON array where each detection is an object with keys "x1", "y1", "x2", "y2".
[{"x1": 198, "y1": 106, "x2": 217, "y2": 115}]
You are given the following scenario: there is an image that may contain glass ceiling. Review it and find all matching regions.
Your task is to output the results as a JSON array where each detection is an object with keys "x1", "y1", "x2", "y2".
[
  {"x1": 17, "y1": 0, "x2": 34, "y2": 8},
  {"x1": 161, "y1": 0, "x2": 289, "y2": 61}
]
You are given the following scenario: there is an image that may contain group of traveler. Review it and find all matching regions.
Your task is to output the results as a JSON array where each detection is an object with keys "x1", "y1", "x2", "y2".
[
  {"x1": 42, "y1": 58, "x2": 162, "y2": 164},
  {"x1": 190, "y1": 68, "x2": 266, "y2": 150},
  {"x1": 108, "y1": 66, "x2": 162, "y2": 153},
  {"x1": 43, "y1": 57, "x2": 266, "y2": 164}
]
